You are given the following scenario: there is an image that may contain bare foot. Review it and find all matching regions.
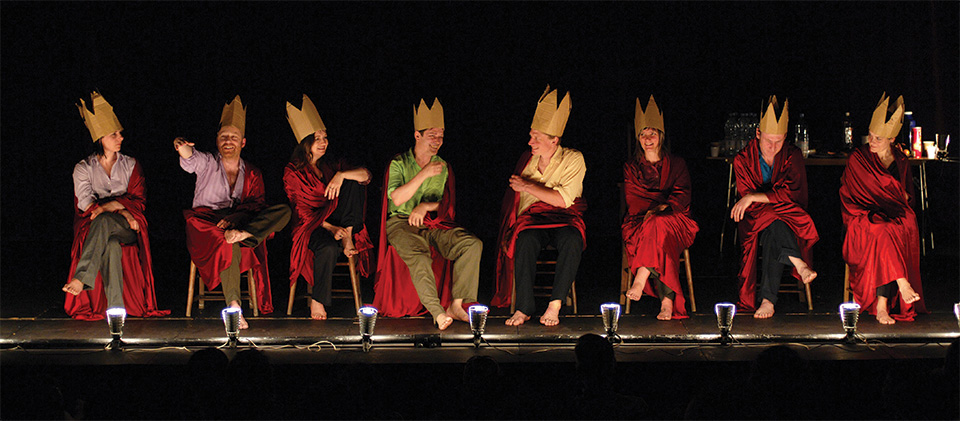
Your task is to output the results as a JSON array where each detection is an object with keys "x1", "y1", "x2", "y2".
[
  {"x1": 625, "y1": 268, "x2": 650, "y2": 301},
  {"x1": 540, "y1": 300, "x2": 561, "y2": 326},
  {"x1": 446, "y1": 300, "x2": 469, "y2": 323},
  {"x1": 754, "y1": 299, "x2": 775, "y2": 319},
  {"x1": 505, "y1": 311, "x2": 531, "y2": 326},
  {"x1": 876, "y1": 310, "x2": 896, "y2": 324},
  {"x1": 435, "y1": 313, "x2": 453, "y2": 330},
  {"x1": 657, "y1": 297, "x2": 674, "y2": 320},
  {"x1": 62, "y1": 278, "x2": 84, "y2": 295},
  {"x1": 896, "y1": 279, "x2": 920, "y2": 304},
  {"x1": 229, "y1": 302, "x2": 249, "y2": 329},
  {"x1": 224, "y1": 229, "x2": 253, "y2": 244},
  {"x1": 309, "y1": 299, "x2": 327, "y2": 320},
  {"x1": 789, "y1": 257, "x2": 817, "y2": 284},
  {"x1": 341, "y1": 232, "x2": 358, "y2": 258}
]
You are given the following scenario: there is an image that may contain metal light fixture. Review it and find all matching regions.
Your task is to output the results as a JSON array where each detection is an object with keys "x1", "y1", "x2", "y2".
[
  {"x1": 221, "y1": 307, "x2": 241, "y2": 348},
  {"x1": 954, "y1": 303, "x2": 959, "y2": 329},
  {"x1": 468, "y1": 305, "x2": 489, "y2": 348},
  {"x1": 358, "y1": 306, "x2": 378, "y2": 352},
  {"x1": 600, "y1": 303, "x2": 621, "y2": 343},
  {"x1": 839, "y1": 302, "x2": 861, "y2": 343},
  {"x1": 106, "y1": 307, "x2": 126, "y2": 350},
  {"x1": 715, "y1": 303, "x2": 736, "y2": 345}
]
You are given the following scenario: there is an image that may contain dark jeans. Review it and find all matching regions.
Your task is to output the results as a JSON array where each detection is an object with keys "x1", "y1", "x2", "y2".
[
  {"x1": 759, "y1": 220, "x2": 801, "y2": 305},
  {"x1": 513, "y1": 226, "x2": 583, "y2": 315},
  {"x1": 307, "y1": 180, "x2": 365, "y2": 305}
]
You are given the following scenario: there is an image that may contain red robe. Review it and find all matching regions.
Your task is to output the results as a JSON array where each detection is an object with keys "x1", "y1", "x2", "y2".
[
  {"x1": 621, "y1": 154, "x2": 699, "y2": 318},
  {"x1": 734, "y1": 138, "x2": 819, "y2": 311},
  {"x1": 372, "y1": 159, "x2": 457, "y2": 317},
  {"x1": 283, "y1": 161, "x2": 373, "y2": 291},
  {"x1": 183, "y1": 162, "x2": 273, "y2": 314},
  {"x1": 491, "y1": 151, "x2": 587, "y2": 308},
  {"x1": 65, "y1": 161, "x2": 170, "y2": 320},
  {"x1": 840, "y1": 144, "x2": 926, "y2": 320}
]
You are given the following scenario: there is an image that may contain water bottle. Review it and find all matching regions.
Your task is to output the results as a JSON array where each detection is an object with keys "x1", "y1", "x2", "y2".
[
  {"x1": 724, "y1": 113, "x2": 737, "y2": 155},
  {"x1": 796, "y1": 113, "x2": 810, "y2": 157},
  {"x1": 842, "y1": 112, "x2": 854, "y2": 151}
]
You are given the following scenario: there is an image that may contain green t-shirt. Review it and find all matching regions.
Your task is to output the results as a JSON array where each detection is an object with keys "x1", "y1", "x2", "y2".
[{"x1": 386, "y1": 148, "x2": 448, "y2": 218}]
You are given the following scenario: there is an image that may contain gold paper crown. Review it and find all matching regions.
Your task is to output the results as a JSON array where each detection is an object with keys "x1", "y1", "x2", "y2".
[
  {"x1": 530, "y1": 85, "x2": 572, "y2": 137},
  {"x1": 219, "y1": 95, "x2": 247, "y2": 136},
  {"x1": 758, "y1": 95, "x2": 789, "y2": 136},
  {"x1": 286, "y1": 94, "x2": 327, "y2": 143},
  {"x1": 634, "y1": 95, "x2": 664, "y2": 137},
  {"x1": 868, "y1": 93, "x2": 905, "y2": 139},
  {"x1": 413, "y1": 98, "x2": 444, "y2": 131},
  {"x1": 77, "y1": 91, "x2": 123, "y2": 142}
]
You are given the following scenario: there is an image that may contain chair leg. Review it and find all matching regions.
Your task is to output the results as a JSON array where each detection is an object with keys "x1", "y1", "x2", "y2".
[
  {"x1": 804, "y1": 282, "x2": 813, "y2": 311},
  {"x1": 684, "y1": 249, "x2": 696, "y2": 313},
  {"x1": 570, "y1": 282, "x2": 577, "y2": 314},
  {"x1": 247, "y1": 269, "x2": 258, "y2": 317},
  {"x1": 348, "y1": 255, "x2": 361, "y2": 312},
  {"x1": 843, "y1": 264, "x2": 850, "y2": 303},
  {"x1": 198, "y1": 271, "x2": 206, "y2": 310},
  {"x1": 620, "y1": 245, "x2": 630, "y2": 306},
  {"x1": 287, "y1": 278, "x2": 297, "y2": 316},
  {"x1": 510, "y1": 278, "x2": 516, "y2": 314},
  {"x1": 625, "y1": 271, "x2": 632, "y2": 315},
  {"x1": 186, "y1": 262, "x2": 197, "y2": 317}
]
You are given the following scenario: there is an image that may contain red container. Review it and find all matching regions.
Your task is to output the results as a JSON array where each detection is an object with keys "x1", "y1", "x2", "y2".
[{"x1": 912, "y1": 127, "x2": 922, "y2": 157}]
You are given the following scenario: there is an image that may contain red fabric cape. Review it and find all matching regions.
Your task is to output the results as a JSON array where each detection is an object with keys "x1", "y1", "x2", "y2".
[
  {"x1": 840, "y1": 144, "x2": 925, "y2": 320},
  {"x1": 620, "y1": 154, "x2": 699, "y2": 318},
  {"x1": 283, "y1": 162, "x2": 373, "y2": 289},
  {"x1": 733, "y1": 137, "x2": 819, "y2": 311},
  {"x1": 372, "y1": 157, "x2": 456, "y2": 317},
  {"x1": 183, "y1": 161, "x2": 274, "y2": 314},
  {"x1": 65, "y1": 160, "x2": 170, "y2": 320},
  {"x1": 491, "y1": 151, "x2": 587, "y2": 309}
]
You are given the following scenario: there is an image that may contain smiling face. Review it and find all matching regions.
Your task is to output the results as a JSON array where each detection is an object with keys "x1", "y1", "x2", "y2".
[
  {"x1": 528, "y1": 129, "x2": 558, "y2": 156},
  {"x1": 310, "y1": 130, "x2": 328, "y2": 163},
  {"x1": 414, "y1": 127, "x2": 444, "y2": 158},
  {"x1": 867, "y1": 131, "x2": 895, "y2": 155},
  {"x1": 100, "y1": 130, "x2": 124, "y2": 154},
  {"x1": 216, "y1": 125, "x2": 246, "y2": 159},
  {"x1": 638, "y1": 128, "x2": 662, "y2": 157}
]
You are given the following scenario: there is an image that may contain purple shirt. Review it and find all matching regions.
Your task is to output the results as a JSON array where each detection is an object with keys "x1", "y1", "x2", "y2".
[
  {"x1": 74, "y1": 152, "x2": 136, "y2": 211},
  {"x1": 180, "y1": 150, "x2": 245, "y2": 210}
]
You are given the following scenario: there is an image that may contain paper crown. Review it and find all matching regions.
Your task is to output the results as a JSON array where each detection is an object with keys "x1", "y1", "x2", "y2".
[
  {"x1": 530, "y1": 85, "x2": 572, "y2": 137},
  {"x1": 77, "y1": 91, "x2": 123, "y2": 142},
  {"x1": 413, "y1": 98, "x2": 444, "y2": 131},
  {"x1": 868, "y1": 93, "x2": 905, "y2": 139},
  {"x1": 286, "y1": 94, "x2": 326, "y2": 143},
  {"x1": 634, "y1": 95, "x2": 664, "y2": 137},
  {"x1": 758, "y1": 95, "x2": 789, "y2": 135},
  {"x1": 219, "y1": 95, "x2": 247, "y2": 136}
]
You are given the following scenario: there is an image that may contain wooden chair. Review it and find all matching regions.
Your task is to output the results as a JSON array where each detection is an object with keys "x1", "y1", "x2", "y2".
[
  {"x1": 286, "y1": 254, "x2": 361, "y2": 315},
  {"x1": 754, "y1": 251, "x2": 814, "y2": 311},
  {"x1": 843, "y1": 264, "x2": 852, "y2": 302},
  {"x1": 185, "y1": 261, "x2": 258, "y2": 317},
  {"x1": 509, "y1": 246, "x2": 578, "y2": 314},
  {"x1": 621, "y1": 247, "x2": 696, "y2": 314}
]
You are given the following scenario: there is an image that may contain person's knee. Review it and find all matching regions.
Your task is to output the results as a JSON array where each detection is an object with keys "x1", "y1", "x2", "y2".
[
  {"x1": 314, "y1": 240, "x2": 340, "y2": 257},
  {"x1": 515, "y1": 230, "x2": 540, "y2": 251},
  {"x1": 556, "y1": 227, "x2": 583, "y2": 251},
  {"x1": 461, "y1": 234, "x2": 483, "y2": 254}
]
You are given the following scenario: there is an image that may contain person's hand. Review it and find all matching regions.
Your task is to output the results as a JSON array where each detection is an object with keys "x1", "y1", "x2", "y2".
[
  {"x1": 643, "y1": 204, "x2": 668, "y2": 222},
  {"x1": 417, "y1": 161, "x2": 445, "y2": 180},
  {"x1": 99, "y1": 201, "x2": 123, "y2": 212},
  {"x1": 217, "y1": 213, "x2": 244, "y2": 229},
  {"x1": 325, "y1": 172, "x2": 345, "y2": 200},
  {"x1": 408, "y1": 203, "x2": 430, "y2": 227},
  {"x1": 509, "y1": 175, "x2": 532, "y2": 193},
  {"x1": 119, "y1": 210, "x2": 139, "y2": 231},
  {"x1": 89, "y1": 205, "x2": 105, "y2": 220},
  {"x1": 730, "y1": 194, "x2": 757, "y2": 222},
  {"x1": 173, "y1": 137, "x2": 195, "y2": 153}
]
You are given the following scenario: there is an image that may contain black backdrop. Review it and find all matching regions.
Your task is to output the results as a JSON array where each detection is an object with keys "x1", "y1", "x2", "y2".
[{"x1": 2, "y1": 1, "x2": 957, "y2": 314}]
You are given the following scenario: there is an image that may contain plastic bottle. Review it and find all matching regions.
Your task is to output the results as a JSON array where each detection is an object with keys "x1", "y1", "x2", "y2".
[
  {"x1": 796, "y1": 113, "x2": 810, "y2": 157},
  {"x1": 724, "y1": 113, "x2": 737, "y2": 155},
  {"x1": 842, "y1": 112, "x2": 854, "y2": 151}
]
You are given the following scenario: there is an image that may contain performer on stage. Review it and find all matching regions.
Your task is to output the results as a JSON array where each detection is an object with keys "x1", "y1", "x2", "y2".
[
  {"x1": 622, "y1": 96, "x2": 699, "y2": 320},
  {"x1": 493, "y1": 86, "x2": 586, "y2": 327},
  {"x1": 730, "y1": 96, "x2": 818, "y2": 318},
  {"x1": 63, "y1": 92, "x2": 169, "y2": 320},
  {"x1": 840, "y1": 93, "x2": 925, "y2": 324},
  {"x1": 283, "y1": 94, "x2": 373, "y2": 320},
  {"x1": 373, "y1": 98, "x2": 482, "y2": 330},
  {"x1": 176, "y1": 95, "x2": 290, "y2": 328}
]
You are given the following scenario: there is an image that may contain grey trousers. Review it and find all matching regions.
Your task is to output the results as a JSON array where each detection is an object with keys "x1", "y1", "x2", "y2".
[
  {"x1": 73, "y1": 212, "x2": 137, "y2": 309},
  {"x1": 220, "y1": 204, "x2": 291, "y2": 305},
  {"x1": 385, "y1": 215, "x2": 482, "y2": 318}
]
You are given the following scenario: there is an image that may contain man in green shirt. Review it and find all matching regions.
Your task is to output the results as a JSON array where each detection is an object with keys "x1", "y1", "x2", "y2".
[{"x1": 384, "y1": 98, "x2": 482, "y2": 330}]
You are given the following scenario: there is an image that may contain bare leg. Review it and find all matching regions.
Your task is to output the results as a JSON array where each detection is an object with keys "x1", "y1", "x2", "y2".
[
  {"x1": 309, "y1": 298, "x2": 327, "y2": 320},
  {"x1": 876, "y1": 296, "x2": 896, "y2": 324},
  {"x1": 62, "y1": 278, "x2": 84, "y2": 295},
  {"x1": 657, "y1": 297, "x2": 674, "y2": 320},
  {"x1": 229, "y1": 300, "x2": 249, "y2": 329},
  {"x1": 505, "y1": 310, "x2": 531, "y2": 326},
  {"x1": 224, "y1": 229, "x2": 253, "y2": 244},
  {"x1": 625, "y1": 267, "x2": 651, "y2": 301},
  {"x1": 754, "y1": 299, "x2": 775, "y2": 318},
  {"x1": 787, "y1": 256, "x2": 818, "y2": 284},
  {"x1": 540, "y1": 300, "x2": 562, "y2": 326},
  {"x1": 895, "y1": 278, "x2": 920, "y2": 304},
  {"x1": 445, "y1": 298, "x2": 469, "y2": 322},
  {"x1": 435, "y1": 313, "x2": 453, "y2": 330}
]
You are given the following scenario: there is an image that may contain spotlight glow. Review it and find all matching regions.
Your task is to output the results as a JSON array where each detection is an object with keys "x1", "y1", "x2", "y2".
[
  {"x1": 106, "y1": 307, "x2": 126, "y2": 340},
  {"x1": 600, "y1": 303, "x2": 621, "y2": 335},
  {"x1": 839, "y1": 302, "x2": 861, "y2": 333},
  {"x1": 954, "y1": 303, "x2": 959, "y2": 329},
  {"x1": 714, "y1": 303, "x2": 736, "y2": 345},
  {"x1": 468, "y1": 305, "x2": 489, "y2": 335},
  {"x1": 358, "y1": 306, "x2": 378, "y2": 353},
  {"x1": 221, "y1": 307, "x2": 241, "y2": 337}
]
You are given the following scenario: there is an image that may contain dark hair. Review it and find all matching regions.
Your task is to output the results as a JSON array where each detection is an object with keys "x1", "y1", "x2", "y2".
[
  {"x1": 91, "y1": 138, "x2": 105, "y2": 157},
  {"x1": 289, "y1": 133, "x2": 317, "y2": 170},
  {"x1": 634, "y1": 128, "x2": 669, "y2": 162}
]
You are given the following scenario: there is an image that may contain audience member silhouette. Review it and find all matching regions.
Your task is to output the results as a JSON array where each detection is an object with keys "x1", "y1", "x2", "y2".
[
  {"x1": 183, "y1": 347, "x2": 229, "y2": 419},
  {"x1": 569, "y1": 333, "x2": 648, "y2": 419}
]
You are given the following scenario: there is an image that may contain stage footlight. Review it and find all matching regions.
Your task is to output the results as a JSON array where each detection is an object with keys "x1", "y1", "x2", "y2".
[
  {"x1": 105, "y1": 308, "x2": 126, "y2": 349},
  {"x1": 221, "y1": 307, "x2": 241, "y2": 348},
  {"x1": 839, "y1": 302, "x2": 861, "y2": 342},
  {"x1": 600, "y1": 303, "x2": 621, "y2": 343},
  {"x1": 714, "y1": 303, "x2": 736, "y2": 345},
  {"x1": 468, "y1": 305, "x2": 489, "y2": 348},
  {"x1": 358, "y1": 306, "x2": 378, "y2": 352},
  {"x1": 954, "y1": 303, "x2": 959, "y2": 329}
]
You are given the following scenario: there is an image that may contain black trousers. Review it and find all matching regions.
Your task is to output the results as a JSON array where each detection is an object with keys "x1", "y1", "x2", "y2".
[
  {"x1": 877, "y1": 282, "x2": 897, "y2": 299},
  {"x1": 759, "y1": 220, "x2": 801, "y2": 305},
  {"x1": 513, "y1": 226, "x2": 583, "y2": 315},
  {"x1": 307, "y1": 180, "x2": 365, "y2": 305}
]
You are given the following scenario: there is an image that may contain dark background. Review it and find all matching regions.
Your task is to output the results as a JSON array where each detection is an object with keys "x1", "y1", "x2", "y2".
[{"x1": 2, "y1": 1, "x2": 957, "y2": 318}]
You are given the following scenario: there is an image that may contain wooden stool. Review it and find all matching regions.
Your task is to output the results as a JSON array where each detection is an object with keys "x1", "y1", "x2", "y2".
[
  {"x1": 622, "y1": 248, "x2": 696, "y2": 314},
  {"x1": 286, "y1": 254, "x2": 362, "y2": 315},
  {"x1": 185, "y1": 261, "x2": 258, "y2": 317},
  {"x1": 509, "y1": 247, "x2": 578, "y2": 314},
  {"x1": 843, "y1": 264, "x2": 852, "y2": 302}
]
